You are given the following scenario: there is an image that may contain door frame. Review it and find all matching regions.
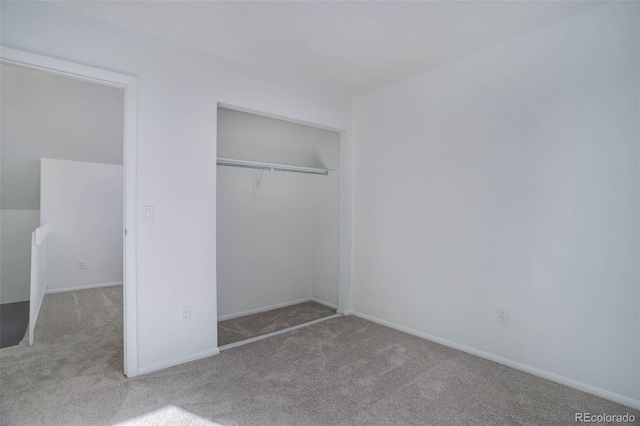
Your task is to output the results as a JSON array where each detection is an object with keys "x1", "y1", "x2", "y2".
[{"x1": 0, "y1": 46, "x2": 139, "y2": 377}]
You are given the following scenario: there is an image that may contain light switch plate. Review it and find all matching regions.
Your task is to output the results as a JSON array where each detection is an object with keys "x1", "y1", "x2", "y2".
[{"x1": 143, "y1": 205, "x2": 154, "y2": 222}]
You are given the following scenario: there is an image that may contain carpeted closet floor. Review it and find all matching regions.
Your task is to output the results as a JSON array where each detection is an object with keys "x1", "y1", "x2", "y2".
[
  {"x1": 218, "y1": 301, "x2": 336, "y2": 346},
  {"x1": 1, "y1": 286, "x2": 636, "y2": 425}
]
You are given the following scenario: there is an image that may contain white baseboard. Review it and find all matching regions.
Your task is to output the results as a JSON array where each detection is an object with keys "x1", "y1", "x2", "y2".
[
  {"x1": 349, "y1": 311, "x2": 640, "y2": 411},
  {"x1": 218, "y1": 297, "x2": 312, "y2": 321},
  {"x1": 45, "y1": 281, "x2": 123, "y2": 294},
  {"x1": 137, "y1": 348, "x2": 220, "y2": 376},
  {"x1": 311, "y1": 298, "x2": 338, "y2": 310}
]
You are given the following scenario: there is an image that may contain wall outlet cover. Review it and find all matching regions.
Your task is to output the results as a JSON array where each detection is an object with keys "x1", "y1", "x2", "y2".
[
  {"x1": 498, "y1": 306, "x2": 509, "y2": 323},
  {"x1": 181, "y1": 306, "x2": 191, "y2": 322}
]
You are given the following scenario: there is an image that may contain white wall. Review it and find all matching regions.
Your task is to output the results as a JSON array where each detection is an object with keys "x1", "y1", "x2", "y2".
[
  {"x1": 216, "y1": 167, "x2": 314, "y2": 318},
  {"x1": 217, "y1": 108, "x2": 340, "y2": 318},
  {"x1": 41, "y1": 159, "x2": 123, "y2": 292},
  {"x1": 352, "y1": 2, "x2": 639, "y2": 406},
  {"x1": 0, "y1": 210, "x2": 40, "y2": 303},
  {"x1": 312, "y1": 137, "x2": 340, "y2": 307},
  {"x1": 0, "y1": 1, "x2": 351, "y2": 373},
  {"x1": 28, "y1": 223, "x2": 51, "y2": 346}
]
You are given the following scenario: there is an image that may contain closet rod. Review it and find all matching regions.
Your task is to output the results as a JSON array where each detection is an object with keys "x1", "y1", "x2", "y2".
[{"x1": 217, "y1": 158, "x2": 329, "y2": 176}]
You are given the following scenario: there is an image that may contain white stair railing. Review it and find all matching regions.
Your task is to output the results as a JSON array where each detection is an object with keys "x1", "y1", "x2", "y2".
[{"x1": 28, "y1": 224, "x2": 51, "y2": 346}]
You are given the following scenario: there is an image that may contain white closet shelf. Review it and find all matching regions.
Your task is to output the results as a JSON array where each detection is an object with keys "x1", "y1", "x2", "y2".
[{"x1": 217, "y1": 157, "x2": 329, "y2": 176}]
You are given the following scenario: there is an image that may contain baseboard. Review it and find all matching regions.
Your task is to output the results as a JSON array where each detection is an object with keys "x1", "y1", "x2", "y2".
[
  {"x1": 311, "y1": 298, "x2": 338, "y2": 310},
  {"x1": 45, "y1": 282, "x2": 123, "y2": 294},
  {"x1": 137, "y1": 347, "x2": 220, "y2": 376},
  {"x1": 350, "y1": 311, "x2": 640, "y2": 411},
  {"x1": 218, "y1": 297, "x2": 312, "y2": 321}
]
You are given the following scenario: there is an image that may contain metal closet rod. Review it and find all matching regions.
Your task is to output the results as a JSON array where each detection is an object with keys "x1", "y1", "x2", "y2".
[{"x1": 217, "y1": 157, "x2": 329, "y2": 176}]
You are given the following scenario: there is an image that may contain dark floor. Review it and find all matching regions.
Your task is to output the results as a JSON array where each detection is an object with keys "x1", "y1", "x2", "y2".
[
  {"x1": 218, "y1": 301, "x2": 336, "y2": 346},
  {"x1": 0, "y1": 301, "x2": 29, "y2": 348}
]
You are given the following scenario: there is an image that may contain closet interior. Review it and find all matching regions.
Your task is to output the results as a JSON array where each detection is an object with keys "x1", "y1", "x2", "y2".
[{"x1": 216, "y1": 107, "x2": 341, "y2": 347}]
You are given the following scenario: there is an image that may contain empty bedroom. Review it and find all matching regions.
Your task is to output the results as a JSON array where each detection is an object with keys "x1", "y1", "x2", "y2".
[{"x1": 0, "y1": 1, "x2": 638, "y2": 425}]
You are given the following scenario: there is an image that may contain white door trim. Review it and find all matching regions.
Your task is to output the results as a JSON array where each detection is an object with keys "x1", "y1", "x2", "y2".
[{"x1": 1, "y1": 46, "x2": 139, "y2": 377}]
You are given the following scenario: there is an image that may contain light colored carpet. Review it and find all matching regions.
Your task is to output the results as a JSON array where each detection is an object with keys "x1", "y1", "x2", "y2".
[
  {"x1": 218, "y1": 301, "x2": 336, "y2": 346},
  {"x1": 1, "y1": 286, "x2": 637, "y2": 425}
]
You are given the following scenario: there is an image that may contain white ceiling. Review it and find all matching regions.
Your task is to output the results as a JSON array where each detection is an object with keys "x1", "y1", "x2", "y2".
[{"x1": 57, "y1": 1, "x2": 602, "y2": 95}]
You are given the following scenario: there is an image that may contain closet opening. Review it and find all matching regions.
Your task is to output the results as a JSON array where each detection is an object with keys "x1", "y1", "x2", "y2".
[{"x1": 216, "y1": 106, "x2": 342, "y2": 348}]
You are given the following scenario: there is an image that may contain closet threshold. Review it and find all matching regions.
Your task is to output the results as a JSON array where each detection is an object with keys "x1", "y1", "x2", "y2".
[
  {"x1": 218, "y1": 312, "x2": 342, "y2": 351},
  {"x1": 217, "y1": 157, "x2": 329, "y2": 176}
]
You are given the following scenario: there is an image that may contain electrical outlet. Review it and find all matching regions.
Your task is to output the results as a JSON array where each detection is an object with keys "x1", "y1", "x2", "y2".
[
  {"x1": 498, "y1": 306, "x2": 509, "y2": 323},
  {"x1": 181, "y1": 306, "x2": 191, "y2": 322},
  {"x1": 79, "y1": 261, "x2": 86, "y2": 270}
]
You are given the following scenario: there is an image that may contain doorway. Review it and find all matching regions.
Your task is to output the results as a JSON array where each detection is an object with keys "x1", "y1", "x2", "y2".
[{"x1": 0, "y1": 47, "x2": 138, "y2": 377}]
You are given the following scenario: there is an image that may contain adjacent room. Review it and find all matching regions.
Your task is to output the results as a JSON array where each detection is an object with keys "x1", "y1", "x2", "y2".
[
  {"x1": 0, "y1": 1, "x2": 638, "y2": 425},
  {"x1": 0, "y1": 62, "x2": 125, "y2": 350}
]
